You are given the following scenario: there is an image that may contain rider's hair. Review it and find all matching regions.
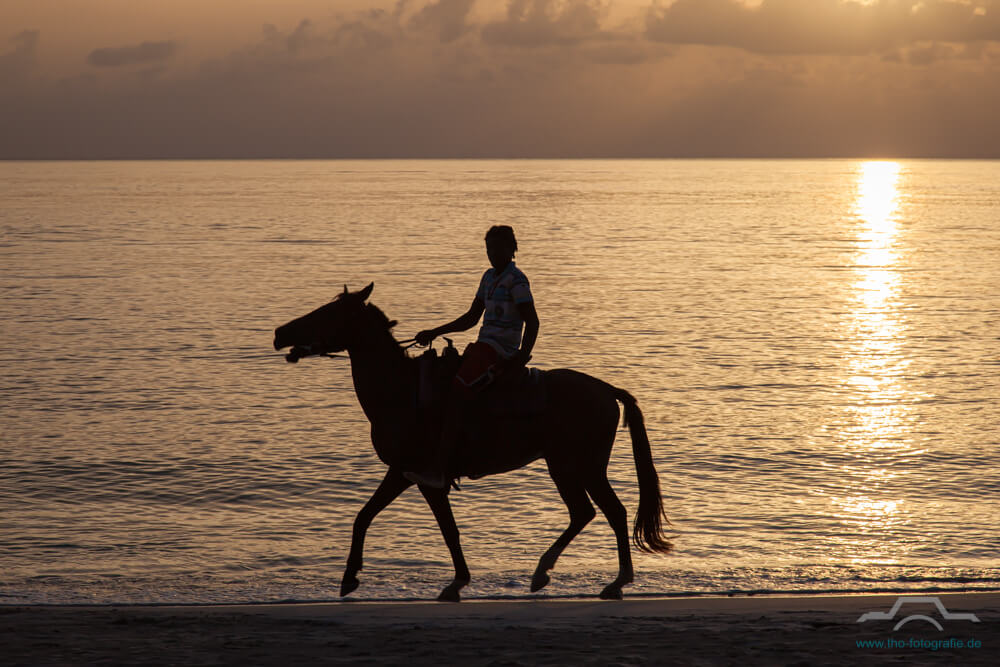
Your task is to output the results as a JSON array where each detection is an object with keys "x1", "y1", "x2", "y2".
[{"x1": 485, "y1": 225, "x2": 518, "y2": 254}]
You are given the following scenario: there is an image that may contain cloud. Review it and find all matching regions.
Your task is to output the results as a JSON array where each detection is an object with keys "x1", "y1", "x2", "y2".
[
  {"x1": 907, "y1": 42, "x2": 957, "y2": 65},
  {"x1": 581, "y1": 40, "x2": 662, "y2": 64},
  {"x1": 409, "y1": 0, "x2": 476, "y2": 43},
  {"x1": 334, "y1": 16, "x2": 396, "y2": 51},
  {"x1": 227, "y1": 14, "x2": 395, "y2": 72},
  {"x1": 253, "y1": 19, "x2": 329, "y2": 57},
  {"x1": 3, "y1": 3, "x2": 1000, "y2": 158},
  {"x1": 284, "y1": 19, "x2": 314, "y2": 54},
  {"x1": 482, "y1": 0, "x2": 608, "y2": 47},
  {"x1": 87, "y1": 40, "x2": 178, "y2": 67},
  {"x1": 0, "y1": 30, "x2": 39, "y2": 78},
  {"x1": 645, "y1": 0, "x2": 1000, "y2": 55}
]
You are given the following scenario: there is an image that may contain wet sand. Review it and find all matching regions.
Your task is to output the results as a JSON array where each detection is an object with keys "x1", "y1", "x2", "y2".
[{"x1": 3, "y1": 592, "x2": 996, "y2": 665}]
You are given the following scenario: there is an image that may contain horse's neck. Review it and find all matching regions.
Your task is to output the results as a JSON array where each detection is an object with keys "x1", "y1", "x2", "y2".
[{"x1": 347, "y1": 328, "x2": 411, "y2": 423}]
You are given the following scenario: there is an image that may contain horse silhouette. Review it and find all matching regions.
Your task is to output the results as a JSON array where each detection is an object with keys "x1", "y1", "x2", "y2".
[{"x1": 273, "y1": 283, "x2": 672, "y2": 601}]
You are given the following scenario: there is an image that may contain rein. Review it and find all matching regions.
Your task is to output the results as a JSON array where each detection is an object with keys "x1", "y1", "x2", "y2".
[
  {"x1": 319, "y1": 337, "x2": 418, "y2": 359},
  {"x1": 286, "y1": 337, "x2": 421, "y2": 363}
]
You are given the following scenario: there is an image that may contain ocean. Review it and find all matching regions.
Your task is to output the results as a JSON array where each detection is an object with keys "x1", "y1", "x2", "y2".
[{"x1": 2, "y1": 159, "x2": 998, "y2": 604}]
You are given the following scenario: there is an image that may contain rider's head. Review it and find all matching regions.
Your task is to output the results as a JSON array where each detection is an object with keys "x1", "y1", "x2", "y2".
[{"x1": 485, "y1": 225, "x2": 517, "y2": 270}]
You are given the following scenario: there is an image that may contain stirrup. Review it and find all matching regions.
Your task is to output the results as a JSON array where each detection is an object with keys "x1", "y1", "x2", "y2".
[{"x1": 450, "y1": 478, "x2": 462, "y2": 492}]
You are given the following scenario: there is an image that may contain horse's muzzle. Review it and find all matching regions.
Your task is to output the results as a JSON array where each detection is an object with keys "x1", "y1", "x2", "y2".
[
  {"x1": 283, "y1": 344, "x2": 315, "y2": 363},
  {"x1": 273, "y1": 329, "x2": 290, "y2": 351}
]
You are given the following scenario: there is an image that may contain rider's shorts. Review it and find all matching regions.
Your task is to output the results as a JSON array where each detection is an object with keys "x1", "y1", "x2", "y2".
[{"x1": 454, "y1": 341, "x2": 500, "y2": 391}]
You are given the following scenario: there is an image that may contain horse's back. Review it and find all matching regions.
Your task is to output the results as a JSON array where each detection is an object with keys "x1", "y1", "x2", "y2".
[
  {"x1": 541, "y1": 368, "x2": 622, "y2": 440},
  {"x1": 456, "y1": 368, "x2": 622, "y2": 479}
]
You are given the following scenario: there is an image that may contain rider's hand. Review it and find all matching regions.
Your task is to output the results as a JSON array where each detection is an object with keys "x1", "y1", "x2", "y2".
[
  {"x1": 507, "y1": 350, "x2": 531, "y2": 370},
  {"x1": 415, "y1": 329, "x2": 437, "y2": 346}
]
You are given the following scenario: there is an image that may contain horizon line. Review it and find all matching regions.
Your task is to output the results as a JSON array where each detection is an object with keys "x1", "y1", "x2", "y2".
[{"x1": 3, "y1": 155, "x2": 1000, "y2": 162}]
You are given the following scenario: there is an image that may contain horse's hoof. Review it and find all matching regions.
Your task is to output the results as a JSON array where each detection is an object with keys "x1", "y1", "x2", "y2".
[
  {"x1": 437, "y1": 585, "x2": 461, "y2": 602},
  {"x1": 530, "y1": 572, "x2": 551, "y2": 592},
  {"x1": 340, "y1": 574, "x2": 360, "y2": 597},
  {"x1": 599, "y1": 585, "x2": 623, "y2": 600},
  {"x1": 437, "y1": 577, "x2": 468, "y2": 602}
]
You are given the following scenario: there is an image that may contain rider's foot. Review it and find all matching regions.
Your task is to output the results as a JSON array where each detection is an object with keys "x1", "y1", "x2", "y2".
[{"x1": 403, "y1": 469, "x2": 447, "y2": 489}]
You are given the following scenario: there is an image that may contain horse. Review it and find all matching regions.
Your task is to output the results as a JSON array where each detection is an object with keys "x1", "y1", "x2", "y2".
[{"x1": 273, "y1": 283, "x2": 672, "y2": 601}]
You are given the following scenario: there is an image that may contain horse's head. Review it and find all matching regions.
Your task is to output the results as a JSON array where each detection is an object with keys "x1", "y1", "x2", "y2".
[{"x1": 273, "y1": 282, "x2": 376, "y2": 363}]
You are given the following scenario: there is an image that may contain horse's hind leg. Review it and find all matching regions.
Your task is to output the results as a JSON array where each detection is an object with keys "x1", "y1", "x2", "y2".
[
  {"x1": 587, "y1": 474, "x2": 634, "y2": 600},
  {"x1": 531, "y1": 466, "x2": 595, "y2": 592}
]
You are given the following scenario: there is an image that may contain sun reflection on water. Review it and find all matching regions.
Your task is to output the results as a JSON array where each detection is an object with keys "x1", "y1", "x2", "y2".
[
  {"x1": 827, "y1": 161, "x2": 916, "y2": 564},
  {"x1": 845, "y1": 161, "x2": 909, "y2": 427}
]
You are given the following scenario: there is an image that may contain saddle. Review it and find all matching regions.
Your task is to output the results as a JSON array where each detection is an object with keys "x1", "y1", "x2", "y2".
[
  {"x1": 482, "y1": 365, "x2": 546, "y2": 416},
  {"x1": 413, "y1": 343, "x2": 547, "y2": 484},
  {"x1": 417, "y1": 341, "x2": 546, "y2": 418}
]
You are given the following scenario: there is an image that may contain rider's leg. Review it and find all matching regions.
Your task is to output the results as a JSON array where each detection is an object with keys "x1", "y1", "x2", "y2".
[
  {"x1": 404, "y1": 342, "x2": 497, "y2": 488},
  {"x1": 404, "y1": 385, "x2": 471, "y2": 488}
]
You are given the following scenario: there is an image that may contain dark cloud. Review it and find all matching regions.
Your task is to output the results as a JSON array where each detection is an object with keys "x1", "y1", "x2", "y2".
[
  {"x1": 87, "y1": 40, "x2": 178, "y2": 67},
  {"x1": 958, "y1": 41, "x2": 990, "y2": 59},
  {"x1": 581, "y1": 41, "x2": 662, "y2": 65},
  {"x1": 3, "y1": 3, "x2": 1000, "y2": 158},
  {"x1": 646, "y1": 0, "x2": 1000, "y2": 55},
  {"x1": 223, "y1": 15, "x2": 394, "y2": 78},
  {"x1": 482, "y1": 0, "x2": 608, "y2": 47},
  {"x1": 333, "y1": 17, "x2": 395, "y2": 50},
  {"x1": 0, "y1": 30, "x2": 39, "y2": 78},
  {"x1": 907, "y1": 42, "x2": 957, "y2": 66},
  {"x1": 285, "y1": 19, "x2": 314, "y2": 54},
  {"x1": 257, "y1": 19, "x2": 327, "y2": 56},
  {"x1": 409, "y1": 0, "x2": 476, "y2": 43}
]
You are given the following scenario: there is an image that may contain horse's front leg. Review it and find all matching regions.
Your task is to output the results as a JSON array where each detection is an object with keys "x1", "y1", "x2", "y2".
[
  {"x1": 341, "y1": 468, "x2": 413, "y2": 596},
  {"x1": 419, "y1": 485, "x2": 471, "y2": 602}
]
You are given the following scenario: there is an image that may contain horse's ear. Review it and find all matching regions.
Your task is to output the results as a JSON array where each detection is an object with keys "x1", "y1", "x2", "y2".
[
  {"x1": 343, "y1": 284, "x2": 349, "y2": 295},
  {"x1": 358, "y1": 282, "x2": 374, "y2": 301}
]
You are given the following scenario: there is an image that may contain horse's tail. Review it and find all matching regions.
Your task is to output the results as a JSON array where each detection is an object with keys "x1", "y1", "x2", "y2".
[{"x1": 613, "y1": 387, "x2": 673, "y2": 554}]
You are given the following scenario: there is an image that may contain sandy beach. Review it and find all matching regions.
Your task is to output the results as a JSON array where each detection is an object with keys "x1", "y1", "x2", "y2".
[{"x1": 3, "y1": 592, "x2": 996, "y2": 665}]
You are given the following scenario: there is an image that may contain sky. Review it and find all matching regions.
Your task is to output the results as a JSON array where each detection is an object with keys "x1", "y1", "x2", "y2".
[{"x1": 2, "y1": 0, "x2": 999, "y2": 158}]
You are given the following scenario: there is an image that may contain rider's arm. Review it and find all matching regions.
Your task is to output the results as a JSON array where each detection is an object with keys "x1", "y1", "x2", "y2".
[
  {"x1": 512, "y1": 301, "x2": 538, "y2": 366},
  {"x1": 417, "y1": 298, "x2": 485, "y2": 344}
]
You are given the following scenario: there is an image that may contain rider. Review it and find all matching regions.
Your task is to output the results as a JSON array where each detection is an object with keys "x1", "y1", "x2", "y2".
[{"x1": 404, "y1": 225, "x2": 538, "y2": 489}]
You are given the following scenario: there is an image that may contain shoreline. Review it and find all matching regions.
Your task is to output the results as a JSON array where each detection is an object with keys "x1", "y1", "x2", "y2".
[
  {"x1": 4, "y1": 592, "x2": 996, "y2": 665},
  {"x1": 6, "y1": 585, "x2": 1000, "y2": 609}
]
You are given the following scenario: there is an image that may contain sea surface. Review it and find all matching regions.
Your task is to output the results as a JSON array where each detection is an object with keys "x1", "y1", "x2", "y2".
[{"x1": 2, "y1": 159, "x2": 999, "y2": 604}]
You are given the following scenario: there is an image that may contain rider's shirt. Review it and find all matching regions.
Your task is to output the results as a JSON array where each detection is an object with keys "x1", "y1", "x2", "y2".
[{"x1": 476, "y1": 261, "x2": 533, "y2": 358}]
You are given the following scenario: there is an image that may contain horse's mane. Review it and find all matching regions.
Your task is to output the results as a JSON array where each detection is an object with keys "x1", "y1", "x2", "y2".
[
  {"x1": 361, "y1": 302, "x2": 411, "y2": 360},
  {"x1": 329, "y1": 291, "x2": 413, "y2": 360}
]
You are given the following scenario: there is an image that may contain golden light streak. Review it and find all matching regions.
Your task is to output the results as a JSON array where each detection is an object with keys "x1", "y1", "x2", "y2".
[
  {"x1": 846, "y1": 160, "x2": 905, "y2": 408},
  {"x1": 827, "y1": 161, "x2": 915, "y2": 564}
]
